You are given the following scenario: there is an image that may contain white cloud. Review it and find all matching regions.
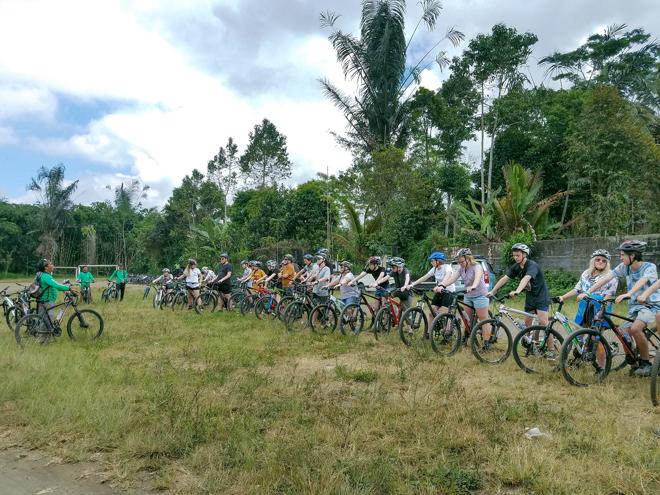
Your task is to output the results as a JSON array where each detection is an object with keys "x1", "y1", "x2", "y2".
[
  {"x1": 0, "y1": 86, "x2": 57, "y2": 122},
  {"x1": 0, "y1": 125, "x2": 19, "y2": 145}
]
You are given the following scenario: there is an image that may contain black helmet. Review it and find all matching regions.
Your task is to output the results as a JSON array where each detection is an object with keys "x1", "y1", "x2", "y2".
[
  {"x1": 618, "y1": 240, "x2": 646, "y2": 253},
  {"x1": 283, "y1": 254, "x2": 294, "y2": 262},
  {"x1": 303, "y1": 253, "x2": 314, "y2": 261},
  {"x1": 367, "y1": 256, "x2": 381, "y2": 266}
]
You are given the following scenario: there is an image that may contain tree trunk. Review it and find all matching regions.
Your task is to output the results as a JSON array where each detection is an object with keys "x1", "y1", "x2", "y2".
[
  {"x1": 486, "y1": 84, "x2": 503, "y2": 204},
  {"x1": 445, "y1": 194, "x2": 452, "y2": 237},
  {"x1": 560, "y1": 193, "x2": 569, "y2": 226},
  {"x1": 480, "y1": 82, "x2": 485, "y2": 212}
]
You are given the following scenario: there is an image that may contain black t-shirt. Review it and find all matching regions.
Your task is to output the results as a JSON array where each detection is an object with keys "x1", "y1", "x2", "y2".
[
  {"x1": 366, "y1": 267, "x2": 389, "y2": 288},
  {"x1": 506, "y1": 260, "x2": 550, "y2": 306},
  {"x1": 391, "y1": 268, "x2": 409, "y2": 289},
  {"x1": 216, "y1": 263, "x2": 233, "y2": 287}
]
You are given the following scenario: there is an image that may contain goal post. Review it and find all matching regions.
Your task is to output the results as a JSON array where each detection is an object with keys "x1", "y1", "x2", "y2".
[
  {"x1": 76, "y1": 264, "x2": 119, "y2": 280},
  {"x1": 52, "y1": 266, "x2": 78, "y2": 282}
]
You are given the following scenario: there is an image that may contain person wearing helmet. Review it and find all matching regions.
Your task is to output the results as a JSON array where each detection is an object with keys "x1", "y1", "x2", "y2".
[
  {"x1": 328, "y1": 261, "x2": 359, "y2": 304},
  {"x1": 377, "y1": 257, "x2": 411, "y2": 310},
  {"x1": 201, "y1": 266, "x2": 216, "y2": 286},
  {"x1": 212, "y1": 253, "x2": 233, "y2": 309},
  {"x1": 279, "y1": 254, "x2": 296, "y2": 295},
  {"x1": 295, "y1": 254, "x2": 317, "y2": 282},
  {"x1": 177, "y1": 259, "x2": 201, "y2": 309},
  {"x1": 585, "y1": 240, "x2": 658, "y2": 376},
  {"x1": 353, "y1": 256, "x2": 389, "y2": 310},
  {"x1": 236, "y1": 260, "x2": 254, "y2": 288},
  {"x1": 558, "y1": 249, "x2": 618, "y2": 324},
  {"x1": 312, "y1": 254, "x2": 332, "y2": 303},
  {"x1": 488, "y1": 243, "x2": 551, "y2": 331},
  {"x1": 251, "y1": 261, "x2": 267, "y2": 287},
  {"x1": 255, "y1": 260, "x2": 279, "y2": 287},
  {"x1": 405, "y1": 251, "x2": 455, "y2": 316},
  {"x1": 108, "y1": 263, "x2": 128, "y2": 301},
  {"x1": 153, "y1": 268, "x2": 173, "y2": 286}
]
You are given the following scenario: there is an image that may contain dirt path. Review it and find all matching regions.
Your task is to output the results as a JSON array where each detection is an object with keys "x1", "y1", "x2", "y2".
[{"x1": 0, "y1": 447, "x2": 139, "y2": 495}]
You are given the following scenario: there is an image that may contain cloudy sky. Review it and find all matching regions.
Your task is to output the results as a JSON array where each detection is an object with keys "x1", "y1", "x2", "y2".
[{"x1": 0, "y1": 0, "x2": 657, "y2": 206}]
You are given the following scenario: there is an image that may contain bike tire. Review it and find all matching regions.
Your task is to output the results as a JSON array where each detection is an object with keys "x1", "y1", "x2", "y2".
[
  {"x1": 398, "y1": 307, "x2": 428, "y2": 347},
  {"x1": 15, "y1": 313, "x2": 50, "y2": 348},
  {"x1": 309, "y1": 304, "x2": 337, "y2": 335},
  {"x1": 283, "y1": 301, "x2": 309, "y2": 332},
  {"x1": 255, "y1": 296, "x2": 278, "y2": 320},
  {"x1": 339, "y1": 303, "x2": 365, "y2": 336},
  {"x1": 651, "y1": 350, "x2": 660, "y2": 406},
  {"x1": 5, "y1": 304, "x2": 24, "y2": 331},
  {"x1": 276, "y1": 296, "x2": 296, "y2": 321},
  {"x1": 469, "y1": 319, "x2": 512, "y2": 364},
  {"x1": 171, "y1": 293, "x2": 187, "y2": 311},
  {"x1": 193, "y1": 295, "x2": 208, "y2": 314},
  {"x1": 559, "y1": 328, "x2": 611, "y2": 387},
  {"x1": 66, "y1": 309, "x2": 104, "y2": 340},
  {"x1": 512, "y1": 325, "x2": 564, "y2": 374},
  {"x1": 430, "y1": 314, "x2": 462, "y2": 357},
  {"x1": 374, "y1": 306, "x2": 392, "y2": 340}
]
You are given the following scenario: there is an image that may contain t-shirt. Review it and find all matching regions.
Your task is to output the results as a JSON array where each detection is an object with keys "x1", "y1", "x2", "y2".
[
  {"x1": 313, "y1": 266, "x2": 331, "y2": 296},
  {"x1": 460, "y1": 264, "x2": 487, "y2": 297},
  {"x1": 108, "y1": 269, "x2": 128, "y2": 284},
  {"x1": 77, "y1": 271, "x2": 94, "y2": 286},
  {"x1": 241, "y1": 268, "x2": 253, "y2": 288},
  {"x1": 184, "y1": 268, "x2": 202, "y2": 288},
  {"x1": 338, "y1": 272, "x2": 360, "y2": 300},
  {"x1": 204, "y1": 270, "x2": 216, "y2": 283},
  {"x1": 279, "y1": 263, "x2": 295, "y2": 289},
  {"x1": 252, "y1": 269, "x2": 266, "y2": 285},
  {"x1": 426, "y1": 265, "x2": 455, "y2": 292},
  {"x1": 216, "y1": 263, "x2": 233, "y2": 288},
  {"x1": 506, "y1": 259, "x2": 550, "y2": 306},
  {"x1": 612, "y1": 262, "x2": 659, "y2": 307},
  {"x1": 366, "y1": 267, "x2": 389, "y2": 288},
  {"x1": 391, "y1": 268, "x2": 410, "y2": 289},
  {"x1": 575, "y1": 270, "x2": 618, "y2": 298},
  {"x1": 39, "y1": 272, "x2": 70, "y2": 303}
]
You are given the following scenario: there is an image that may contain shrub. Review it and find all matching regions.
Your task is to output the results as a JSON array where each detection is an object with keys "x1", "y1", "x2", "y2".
[{"x1": 544, "y1": 269, "x2": 579, "y2": 294}]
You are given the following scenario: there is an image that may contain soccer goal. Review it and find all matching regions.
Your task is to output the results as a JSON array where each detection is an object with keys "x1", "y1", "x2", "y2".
[
  {"x1": 76, "y1": 264, "x2": 119, "y2": 280},
  {"x1": 52, "y1": 266, "x2": 78, "y2": 282}
]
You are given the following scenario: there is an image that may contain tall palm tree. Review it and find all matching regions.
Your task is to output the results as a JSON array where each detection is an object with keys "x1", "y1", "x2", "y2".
[
  {"x1": 28, "y1": 165, "x2": 78, "y2": 260},
  {"x1": 320, "y1": 0, "x2": 463, "y2": 153},
  {"x1": 333, "y1": 200, "x2": 383, "y2": 262}
]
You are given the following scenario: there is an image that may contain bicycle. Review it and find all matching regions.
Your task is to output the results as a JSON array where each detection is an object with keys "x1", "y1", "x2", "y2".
[
  {"x1": 3, "y1": 285, "x2": 33, "y2": 330},
  {"x1": 398, "y1": 288, "x2": 438, "y2": 347},
  {"x1": 560, "y1": 296, "x2": 660, "y2": 387},
  {"x1": 15, "y1": 289, "x2": 104, "y2": 347},
  {"x1": 429, "y1": 290, "x2": 482, "y2": 356},
  {"x1": 467, "y1": 295, "x2": 522, "y2": 364},
  {"x1": 80, "y1": 284, "x2": 93, "y2": 304},
  {"x1": 651, "y1": 342, "x2": 660, "y2": 406},
  {"x1": 254, "y1": 287, "x2": 285, "y2": 321},
  {"x1": 282, "y1": 286, "x2": 325, "y2": 333},
  {"x1": 373, "y1": 289, "x2": 404, "y2": 340},
  {"x1": 338, "y1": 288, "x2": 376, "y2": 336},
  {"x1": 101, "y1": 282, "x2": 119, "y2": 303}
]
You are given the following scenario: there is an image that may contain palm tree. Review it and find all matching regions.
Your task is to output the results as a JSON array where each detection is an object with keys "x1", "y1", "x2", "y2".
[
  {"x1": 106, "y1": 180, "x2": 150, "y2": 266},
  {"x1": 28, "y1": 165, "x2": 79, "y2": 260},
  {"x1": 320, "y1": 0, "x2": 463, "y2": 153},
  {"x1": 333, "y1": 200, "x2": 383, "y2": 262}
]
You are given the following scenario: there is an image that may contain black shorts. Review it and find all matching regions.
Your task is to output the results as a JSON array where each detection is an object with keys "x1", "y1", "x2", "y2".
[
  {"x1": 432, "y1": 291, "x2": 454, "y2": 308},
  {"x1": 392, "y1": 289, "x2": 410, "y2": 301}
]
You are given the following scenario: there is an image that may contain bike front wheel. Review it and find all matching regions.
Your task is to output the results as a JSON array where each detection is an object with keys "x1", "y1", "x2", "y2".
[
  {"x1": 374, "y1": 307, "x2": 392, "y2": 340},
  {"x1": 309, "y1": 304, "x2": 337, "y2": 335},
  {"x1": 339, "y1": 303, "x2": 365, "y2": 336},
  {"x1": 398, "y1": 307, "x2": 428, "y2": 347},
  {"x1": 67, "y1": 309, "x2": 104, "y2": 340},
  {"x1": 559, "y1": 328, "x2": 611, "y2": 387},
  {"x1": 430, "y1": 314, "x2": 462, "y2": 356},
  {"x1": 469, "y1": 319, "x2": 512, "y2": 364},
  {"x1": 255, "y1": 296, "x2": 279, "y2": 321},
  {"x1": 512, "y1": 325, "x2": 563, "y2": 373},
  {"x1": 651, "y1": 350, "x2": 660, "y2": 406},
  {"x1": 283, "y1": 301, "x2": 309, "y2": 333},
  {"x1": 15, "y1": 313, "x2": 50, "y2": 348}
]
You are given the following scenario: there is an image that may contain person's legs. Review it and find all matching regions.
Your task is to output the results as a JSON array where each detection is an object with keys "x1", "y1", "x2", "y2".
[{"x1": 119, "y1": 282, "x2": 126, "y2": 301}]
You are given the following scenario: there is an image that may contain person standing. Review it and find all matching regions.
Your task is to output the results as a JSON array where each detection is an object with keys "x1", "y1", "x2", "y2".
[
  {"x1": 213, "y1": 253, "x2": 233, "y2": 309},
  {"x1": 108, "y1": 263, "x2": 128, "y2": 301},
  {"x1": 77, "y1": 265, "x2": 95, "y2": 302},
  {"x1": 36, "y1": 259, "x2": 75, "y2": 337}
]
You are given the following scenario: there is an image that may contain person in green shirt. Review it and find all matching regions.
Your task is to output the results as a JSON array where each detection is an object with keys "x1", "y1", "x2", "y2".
[
  {"x1": 37, "y1": 259, "x2": 75, "y2": 334},
  {"x1": 77, "y1": 265, "x2": 95, "y2": 302},
  {"x1": 108, "y1": 264, "x2": 128, "y2": 301}
]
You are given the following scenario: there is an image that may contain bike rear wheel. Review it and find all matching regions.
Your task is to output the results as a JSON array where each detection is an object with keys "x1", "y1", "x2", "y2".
[
  {"x1": 374, "y1": 307, "x2": 392, "y2": 340},
  {"x1": 339, "y1": 303, "x2": 365, "y2": 336},
  {"x1": 651, "y1": 350, "x2": 660, "y2": 406},
  {"x1": 559, "y1": 328, "x2": 611, "y2": 387},
  {"x1": 512, "y1": 325, "x2": 563, "y2": 373},
  {"x1": 470, "y1": 319, "x2": 512, "y2": 364},
  {"x1": 283, "y1": 301, "x2": 309, "y2": 332},
  {"x1": 67, "y1": 309, "x2": 104, "y2": 340},
  {"x1": 15, "y1": 313, "x2": 51, "y2": 348},
  {"x1": 430, "y1": 314, "x2": 462, "y2": 356},
  {"x1": 255, "y1": 296, "x2": 279, "y2": 320},
  {"x1": 398, "y1": 307, "x2": 428, "y2": 347}
]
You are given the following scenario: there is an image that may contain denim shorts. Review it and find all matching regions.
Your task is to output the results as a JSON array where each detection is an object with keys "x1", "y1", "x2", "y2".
[
  {"x1": 621, "y1": 305, "x2": 658, "y2": 328},
  {"x1": 464, "y1": 295, "x2": 489, "y2": 309},
  {"x1": 375, "y1": 287, "x2": 387, "y2": 298},
  {"x1": 341, "y1": 296, "x2": 359, "y2": 306}
]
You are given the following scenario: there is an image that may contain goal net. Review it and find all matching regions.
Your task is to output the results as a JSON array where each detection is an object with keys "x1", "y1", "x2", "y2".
[{"x1": 76, "y1": 264, "x2": 119, "y2": 280}]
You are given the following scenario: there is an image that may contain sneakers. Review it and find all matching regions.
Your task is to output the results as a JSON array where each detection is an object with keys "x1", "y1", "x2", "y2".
[{"x1": 633, "y1": 363, "x2": 652, "y2": 377}]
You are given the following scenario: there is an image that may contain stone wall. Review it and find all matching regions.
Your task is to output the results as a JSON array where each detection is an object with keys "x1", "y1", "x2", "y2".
[{"x1": 448, "y1": 234, "x2": 660, "y2": 275}]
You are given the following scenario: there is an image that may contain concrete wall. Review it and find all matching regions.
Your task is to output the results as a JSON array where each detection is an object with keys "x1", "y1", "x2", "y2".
[{"x1": 447, "y1": 234, "x2": 660, "y2": 275}]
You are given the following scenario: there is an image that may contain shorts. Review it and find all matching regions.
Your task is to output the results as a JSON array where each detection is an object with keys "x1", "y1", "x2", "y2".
[
  {"x1": 621, "y1": 305, "x2": 658, "y2": 328},
  {"x1": 432, "y1": 291, "x2": 454, "y2": 308},
  {"x1": 218, "y1": 284, "x2": 232, "y2": 295},
  {"x1": 464, "y1": 295, "x2": 490, "y2": 310},
  {"x1": 375, "y1": 287, "x2": 388, "y2": 298},
  {"x1": 341, "y1": 296, "x2": 359, "y2": 306},
  {"x1": 186, "y1": 284, "x2": 200, "y2": 291},
  {"x1": 524, "y1": 301, "x2": 549, "y2": 313}
]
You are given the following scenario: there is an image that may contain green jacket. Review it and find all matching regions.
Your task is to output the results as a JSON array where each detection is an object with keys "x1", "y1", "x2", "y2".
[
  {"x1": 108, "y1": 269, "x2": 128, "y2": 284},
  {"x1": 77, "y1": 271, "x2": 94, "y2": 286},
  {"x1": 39, "y1": 272, "x2": 70, "y2": 303}
]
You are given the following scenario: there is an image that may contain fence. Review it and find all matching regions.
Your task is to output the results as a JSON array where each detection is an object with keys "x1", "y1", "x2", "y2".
[{"x1": 448, "y1": 234, "x2": 660, "y2": 275}]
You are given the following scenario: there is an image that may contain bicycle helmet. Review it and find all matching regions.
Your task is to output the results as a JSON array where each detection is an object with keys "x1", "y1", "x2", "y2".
[
  {"x1": 240, "y1": 259, "x2": 248, "y2": 265},
  {"x1": 317, "y1": 253, "x2": 329, "y2": 264},
  {"x1": 188, "y1": 258, "x2": 197, "y2": 265},
  {"x1": 252, "y1": 261, "x2": 263, "y2": 268},
  {"x1": 366, "y1": 256, "x2": 381, "y2": 266},
  {"x1": 283, "y1": 254, "x2": 294, "y2": 262},
  {"x1": 390, "y1": 256, "x2": 405, "y2": 267},
  {"x1": 340, "y1": 260, "x2": 352, "y2": 270},
  {"x1": 162, "y1": 268, "x2": 170, "y2": 273},
  {"x1": 617, "y1": 240, "x2": 646, "y2": 252},
  {"x1": 511, "y1": 243, "x2": 530, "y2": 255},
  {"x1": 266, "y1": 259, "x2": 277, "y2": 270},
  {"x1": 456, "y1": 248, "x2": 472, "y2": 257},
  {"x1": 201, "y1": 266, "x2": 208, "y2": 272},
  {"x1": 316, "y1": 247, "x2": 329, "y2": 255},
  {"x1": 590, "y1": 249, "x2": 611, "y2": 261},
  {"x1": 303, "y1": 253, "x2": 314, "y2": 261},
  {"x1": 219, "y1": 252, "x2": 229, "y2": 259},
  {"x1": 427, "y1": 251, "x2": 446, "y2": 261}
]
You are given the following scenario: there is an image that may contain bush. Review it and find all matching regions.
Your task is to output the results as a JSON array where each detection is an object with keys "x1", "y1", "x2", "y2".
[
  {"x1": 544, "y1": 269, "x2": 579, "y2": 295},
  {"x1": 407, "y1": 229, "x2": 451, "y2": 277}
]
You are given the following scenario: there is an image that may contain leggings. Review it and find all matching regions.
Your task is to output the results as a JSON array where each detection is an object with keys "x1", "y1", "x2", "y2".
[{"x1": 118, "y1": 281, "x2": 126, "y2": 301}]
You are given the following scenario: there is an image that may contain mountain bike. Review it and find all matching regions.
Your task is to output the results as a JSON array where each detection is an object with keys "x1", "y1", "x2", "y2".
[
  {"x1": 651, "y1": 345, "x2": 660, "y2": 406},
  {"x1": 15, "y1": 290, "x2": 104, "y2": 347},
  {"x1": 254, "y1": 287, "x2": 285, "y2": 320},
  {"x1": 467, "y1": 295, "x2": 521, "y2": 364},
  {"x1": 282, "y1": 287, "x2": 324, "y2": 333},
  {"x1": 373, "y1": 289, "x2": 403, "y2": 340},
  {"x1": 398, "y1": 288, "x2": 437, "y2": 347},
  {"x1": 3, "y1": 285, "x2": 33, "y2": 330},
  {"x1": 101, "y1": 282, "x2": 119, "y2": 303},
  {"x1": 429, "y1": 290, "x2": 482, "y2": 356},
  {"x1": 560, "y1": 296, "x2": 659, "y2": 387},
  {"x1": 338, "y1": 288, "x2": 374, "y2": 336},
  {"x1": 80, "y1": 284, "x2": 93, "y2": 304}
]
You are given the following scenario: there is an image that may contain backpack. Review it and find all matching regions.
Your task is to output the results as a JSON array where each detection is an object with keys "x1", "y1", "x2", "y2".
[{"x1": 28, "y1": 272, "x2": 44, "y2": 300}]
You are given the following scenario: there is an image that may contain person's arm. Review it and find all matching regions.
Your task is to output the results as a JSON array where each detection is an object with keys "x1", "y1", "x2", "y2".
[
  {"x1": 406, "y1": 271, "x2": 431, "y2": 290},
  {"x1": 90, "y1": 274, "x2": 95, "y2": 283},
  {"x1": 352, "y1": 271, "x2": 367, "y2": 284},
  {"x1": 108, "y1": 269, "x2": 117, "y2": 282},
  {"x1": 438, "y1": 270, "x2": 461, "y2": 291},
  {"x1": 218, "y1": 270, "x2": 233, "y2": 284},
  {"x1": 43, "y1": 273, "x2": 71, "y2": 292},
  {"x1": 487, "y1": 275, "x2": 510, "y2": 296},
  {"x1": 638, "y1": 279, "x2": 660, "y2": 304},
  {"x1": 510, "y1": 275, "x2": 532, "y2": 297},
  {"x1": 401, "y1": 271, "x2": 411, "y2": 290},
  {"x1": 584, "y1": 272, "x2": 616, "y2": 296},
  {"x1": 371, "y1": 271, "x2": 389, "y2": 287}
]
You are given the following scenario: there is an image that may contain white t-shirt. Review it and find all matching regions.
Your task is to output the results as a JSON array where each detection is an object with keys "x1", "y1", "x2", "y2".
[
  {"x1": 427, "y1": 265, "x2": 455, "y2": 292},
  {"x1": 204, "y1": 270, "x2": 216, "y2": 283},
  {"x1": 185, "y1": 268, "x2": 202, "y2": 288}
]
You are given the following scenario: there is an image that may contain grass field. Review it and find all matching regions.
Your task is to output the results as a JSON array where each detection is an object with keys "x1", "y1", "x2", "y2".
[{"x1": 1, "y1": 285, "x2": 658, "y2": 494}]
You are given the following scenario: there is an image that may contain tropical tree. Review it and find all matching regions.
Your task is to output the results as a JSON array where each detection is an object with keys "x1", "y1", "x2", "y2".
[
  {"x1": 107, "y1": 179, "x2": 150, "y2": 266},
  {"x1": 320, "y1": 0, "x2": 463, "y2": 153},
  {"x1": 28, "y1": 164, "x2": 79, "y2": 260},
  {"x1": 207, "y1": 137, "x2": 239, "y2": 224},
  {"x1": 333, "y1": 200, "x2": 383, "y2": 262},
  {"x1": 240, "y1": 119, "x2": 291, "y2": 189}
]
